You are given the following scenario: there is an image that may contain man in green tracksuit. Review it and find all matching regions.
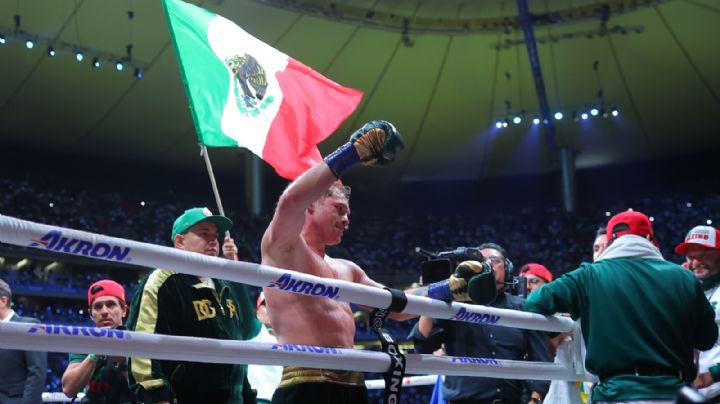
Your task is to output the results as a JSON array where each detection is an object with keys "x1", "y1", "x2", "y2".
[
  {"x1": 526, "y1": 211, "x2": 717, "y2": 403},
  {"x1": 126, "y1": 207, "x2": 261, "y2": 404}
]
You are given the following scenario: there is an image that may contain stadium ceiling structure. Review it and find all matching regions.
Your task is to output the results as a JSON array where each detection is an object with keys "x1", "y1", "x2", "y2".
[{"x1": 1, "y1": 0, "x2": 719, "y2": 186}]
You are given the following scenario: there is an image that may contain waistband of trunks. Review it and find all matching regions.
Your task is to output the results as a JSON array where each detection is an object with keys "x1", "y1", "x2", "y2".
[{"x1": 279, "y1": 367, "x2": 365, "y2": 388}]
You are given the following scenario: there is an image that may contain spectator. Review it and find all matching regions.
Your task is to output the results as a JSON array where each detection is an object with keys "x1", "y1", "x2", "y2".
[
  {"x1": 62, "y1": 279, "x2": 132, "y2": 403},
  {"x1": 593, "y1": 227, "x2": 608, "y2": 262},
  {"x1": 527, "y1": 211, "x2": 717, "y2": 403},
  {"x1": 0, "y1": 277, "x2": 47, "y2": 404},
  {"x1": 520, "y1": 263, "x2": 554, "y2": 295},
  {"x1": 674, "y1": 226, "x2": 720, "y2": 399},
  {"x1": 126, "y1": 207, "x2": 261, "y2": 403}
]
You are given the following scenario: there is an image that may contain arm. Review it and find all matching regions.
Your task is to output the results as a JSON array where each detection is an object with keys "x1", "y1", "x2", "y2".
[
  {"x1": 62, "y1": 356, "x2": 97, "y2": 398},
  {"x1": 126, "y1": 273, "x2": 174, "y2": 404},
  {"x1": 408, "y1": 319, "x2": 445, "y2": 354},
  {"x1": 262, "y1": 163, "x2": 338, "y2": 255},
  {"x1": 222, "y1": 235, "x2": 239, "y2": 261},
  {"x1": 525, "y1": 266, "x2": 587, "y2": 318},
  {"x1": 349, "y1": 259, "x2": 418, "y2": 322},
  {"x1": 22, "y1": 346, "x2": 47, "y2": 404},
  {"x1": 262, "y1": 120, "x2": 403, "y2": 257},
  {"x1": 417, "y1": 316, "x2": 434, "y2": 337}
]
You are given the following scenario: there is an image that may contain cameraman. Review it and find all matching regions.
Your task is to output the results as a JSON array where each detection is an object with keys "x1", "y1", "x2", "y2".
[
  {"x1": 410, "y1": 243, "x2": 550, "y2": 404},
  {"x1": 62, "y1": 280, "x2": 133, "y2": 404}
]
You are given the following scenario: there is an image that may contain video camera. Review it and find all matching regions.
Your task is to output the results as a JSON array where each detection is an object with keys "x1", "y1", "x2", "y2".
[
  {"x1": 414, "y1": 246, "x2": 527, "y2": 297},
  {"x1": 414, "y1": 246, "x2": 483, "y2": 285}
]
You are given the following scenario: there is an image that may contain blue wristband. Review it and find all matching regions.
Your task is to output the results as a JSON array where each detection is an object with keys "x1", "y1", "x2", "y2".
[
  {"x1": 427, "y1": 280, "x2": 453, "y2": 302},
  {"x1": 324, "y1": 142, "x2": 361, "y2": 178}
]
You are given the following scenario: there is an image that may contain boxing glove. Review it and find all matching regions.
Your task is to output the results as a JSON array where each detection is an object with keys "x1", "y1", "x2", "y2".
[
  {"x1": 324, "y1": 120, "x2": 404, "y2": 178},
  {"x1": 427, "y1": 260, "x2": 493, "y2": 303}
]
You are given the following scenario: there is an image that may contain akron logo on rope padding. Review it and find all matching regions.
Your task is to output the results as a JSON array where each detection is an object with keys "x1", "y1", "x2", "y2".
[
  {"x1": 28, "y1": 324, "x2": 131, "y2": 339},
  {"x1": 451, "y1": 307, "x2": 501, "y2": 325},
  {"x1": 271, "y1": 344, "x2": 341, "y2": 355},
  {"x1": 267, "y1": 273, "x2": 340, "y2": 299},
  {"x1": 451, "y1": 356, "x2": 500, "y2": 366},
  {"x1": 29, "y1": 230, "x2": 131, "y2": 262}
]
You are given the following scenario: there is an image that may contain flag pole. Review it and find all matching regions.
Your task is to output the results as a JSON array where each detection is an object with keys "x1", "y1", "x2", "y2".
[{"x1": 200, "y1": 144, "x2": 231, "y2": 238}]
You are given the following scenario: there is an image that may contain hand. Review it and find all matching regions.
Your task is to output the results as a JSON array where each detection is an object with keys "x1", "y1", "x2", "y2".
[
  {"x1": 350, "y1": 120, "x2": 404, "y2": 166},
  {"x1": 222, "y1": 236, "x2": 238, "y2": 261},
  {"x1": 694, "y1": 372, "x2": 714, "y2": 389},
  {"x1": 324, "y1": 120, "x2": 404, "y2": 177}
]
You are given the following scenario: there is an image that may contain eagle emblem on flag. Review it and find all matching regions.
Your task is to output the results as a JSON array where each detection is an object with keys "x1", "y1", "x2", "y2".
[{"x1": 226, "y1": 53, "x2": 275, "y2": 116}]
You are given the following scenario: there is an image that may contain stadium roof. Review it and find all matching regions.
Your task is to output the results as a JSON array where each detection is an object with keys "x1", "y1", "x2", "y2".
[{"x1": 1, "y1": 0, "x2": 719, "y2": 186}]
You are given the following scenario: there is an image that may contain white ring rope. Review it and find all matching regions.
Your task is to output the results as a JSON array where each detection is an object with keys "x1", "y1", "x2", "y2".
[
  {"x1": 40, "y1": 378, "x2": 435, "y2": 401},
  {"x1": 0, "y1": 321, "x2": 592, "y2": 382},
  {"x1": 0, "y1": 214, "x2": 575, "y2": 333}
]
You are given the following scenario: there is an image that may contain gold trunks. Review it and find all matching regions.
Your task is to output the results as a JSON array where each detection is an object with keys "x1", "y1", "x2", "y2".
[{"x1": 278, "y1": 367, "x2": 365, "y2": 388}]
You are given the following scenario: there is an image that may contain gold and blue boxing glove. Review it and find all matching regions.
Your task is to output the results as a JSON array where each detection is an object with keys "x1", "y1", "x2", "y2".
[
  {"x1": 324, "y1": 120, "x2": 404, "y2": 178},
  {"x1": 427, "y1": 260, "x2": 497, "y2": 305}
]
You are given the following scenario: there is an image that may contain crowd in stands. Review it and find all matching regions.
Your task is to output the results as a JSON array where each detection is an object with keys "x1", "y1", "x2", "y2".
[{"x1": 1, "y1": 175, "x2": 719, "y2": 401}]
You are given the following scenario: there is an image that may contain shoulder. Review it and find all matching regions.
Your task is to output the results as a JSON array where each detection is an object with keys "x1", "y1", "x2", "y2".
[
  {"x1": 140, "y1": 269, "x2": 177, "y2": 291},
  {"x1": 133, "y1": 269, "x2": 178, "y2": 304},
  {"x1": 330, "y1": 257, "x2": 362, "y2": 271}
]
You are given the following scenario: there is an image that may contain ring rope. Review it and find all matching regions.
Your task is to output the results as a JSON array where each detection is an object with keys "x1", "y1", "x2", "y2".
[
  {"x1": 0, "y1": 321, "x2": 592, "y2": 382},
  {"x1": 40, "y1": 377, "x2": 437, "y2": 401},
  {"x1": 0, "y1": 214, "x2": 575, "y2": 333}
]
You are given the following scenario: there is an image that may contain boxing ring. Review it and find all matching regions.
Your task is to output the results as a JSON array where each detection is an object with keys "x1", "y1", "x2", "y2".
[{"x1": 0, "y1": 214, "x2": 595, "y2": 400}]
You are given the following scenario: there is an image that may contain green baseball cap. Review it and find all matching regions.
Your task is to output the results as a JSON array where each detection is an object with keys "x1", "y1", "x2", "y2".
[{"x1": 171, "y1": 207, "x2": 233, "y2": 241}]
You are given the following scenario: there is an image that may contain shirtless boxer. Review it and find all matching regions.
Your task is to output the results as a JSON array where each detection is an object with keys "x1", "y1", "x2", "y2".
[{"x1": 261, "y1": 120, "x2": 416, "y2": 403}]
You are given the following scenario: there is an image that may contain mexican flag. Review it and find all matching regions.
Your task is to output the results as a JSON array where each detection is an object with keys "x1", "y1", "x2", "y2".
[{"x1": 162, "y1": 0, "x2": 363, "y2": 179}]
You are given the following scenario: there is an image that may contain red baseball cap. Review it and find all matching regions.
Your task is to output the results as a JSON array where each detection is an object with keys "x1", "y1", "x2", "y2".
[
  {"x1": 675, "y1": 226, "x2": 720, "y2": 255},
  {"x1": 88, "y1": 280, "x2": 126, "y2": 307},
  {"x1": 522, "y1": 263, "x2": 553, "y2": 283},
  {"x1": 606, "y1": 211, "x2": 659, "y2": 247}
]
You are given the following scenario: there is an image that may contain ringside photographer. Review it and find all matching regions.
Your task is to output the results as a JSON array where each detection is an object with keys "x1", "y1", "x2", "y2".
[{"x1": 410, "y1": 243, "x2": 551, "y2": 404}]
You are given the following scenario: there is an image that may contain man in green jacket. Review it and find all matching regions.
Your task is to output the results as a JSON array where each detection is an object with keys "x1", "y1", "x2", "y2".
[
  {"x1": 126, "y1": 207, "x2": 261, "y2": 404},
  {"x1": 526, "y1": 211, "x2": 717, "y2": 403}
]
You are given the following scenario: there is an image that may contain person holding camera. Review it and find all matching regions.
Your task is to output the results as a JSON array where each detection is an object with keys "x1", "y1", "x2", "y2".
[
  {"x1": 410, "y1": 243, "x2": 551, "y2": 404},
  {"x1": 62, "y1": 279, "x2": 133, "y2": 404}
]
